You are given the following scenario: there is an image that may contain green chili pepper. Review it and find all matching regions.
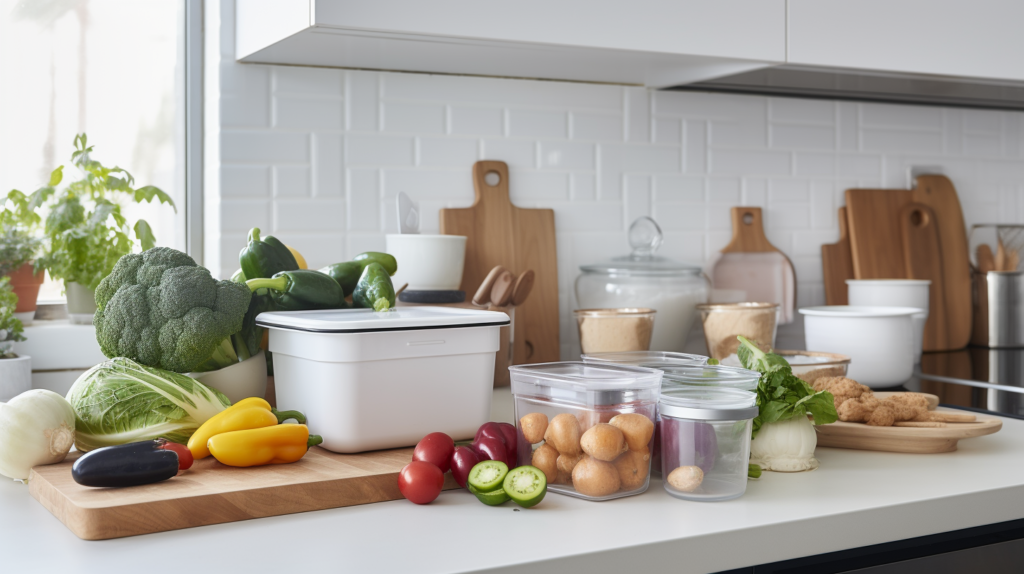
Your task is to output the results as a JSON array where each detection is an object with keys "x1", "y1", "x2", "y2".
[
  {"x1": 246, "y1": 270, "x2": 346, "y2": 311},
  {"x1": 353, "y1": 252, "x2": 398, "y2": 276},
  {"x1": 239, "y1": 228, "x2": 299, "y2": 280},
  {"x1": 318, "y1": 261, "x2": 364, "y2": 297},
  {"x1": 352, "y1": 262, "x2": 396, "y2": 312}
]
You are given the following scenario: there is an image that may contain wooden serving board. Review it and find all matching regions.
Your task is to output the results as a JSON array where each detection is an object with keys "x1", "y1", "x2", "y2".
[
  {"x1": 441, "y1": 161, "x2": 559, "y2": 364},
  {"x1": 29, "y1": 446, "x2": 456, "y2": 540},
  {"x1": 821, "y1": 206, "x2": 854, "y2": 305},
  {"x1": 815, "y1": 408, "x2": 1001, "y2": 454}
]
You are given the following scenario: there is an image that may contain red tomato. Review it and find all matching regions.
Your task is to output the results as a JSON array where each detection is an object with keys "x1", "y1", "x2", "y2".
[
  {"x1": 449, "y1": 446, "x2": 481, "y2": 488},
  {"x1": 412, "y1": 432, "x2": 455, "y2": 473},
  {"x1": 398, "y1": 461, "x2": 444, "y2": 505},
  {"x1": 157, "y1": 441, "x2": 193, "y2": 470},
  {"x1": 472, "y1": 436, "x2": 508, "y2": 466}
]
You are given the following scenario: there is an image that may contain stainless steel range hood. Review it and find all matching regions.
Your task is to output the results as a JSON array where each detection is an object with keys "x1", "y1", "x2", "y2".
[{"x1": 673, "y1": 65, "x2": 1024, "y2": 111}]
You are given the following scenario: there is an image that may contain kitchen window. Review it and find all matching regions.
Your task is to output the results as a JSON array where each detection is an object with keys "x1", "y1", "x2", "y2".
[{"x1": 0, "y1": 0, "x2": 201, "y2": 302}]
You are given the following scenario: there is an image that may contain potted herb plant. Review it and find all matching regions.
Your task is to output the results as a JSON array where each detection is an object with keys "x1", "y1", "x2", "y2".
[
  {"x1": 0, "y1": 277, "x2": 31, "y2": 401},
  {"x1": 35, "y1": 134, "x2": 175, "y2": 323},
  {"x1": 0, "y1": 173, "x2": 55, "y2": 324}
]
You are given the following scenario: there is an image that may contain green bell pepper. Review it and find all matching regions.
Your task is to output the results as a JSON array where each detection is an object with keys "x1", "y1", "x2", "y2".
[
  {"x1": 231, "y1": 268, "x2": 247, "y2": 283},
  {"x1": 239, "y1": 228, "x2": 299, "y2": 280},
  {"x1": 352, "y1": 262, "x2": 396, "y2": 312},
  {"x1": 318, "y1": 261, "x2": 363, "y2": 297},
  {"x1": 353, "y1": 252, "x2": 398, "y2": 276},
  {"x1": 246, "y1": 270, "x2": 346, "y2": 311}
]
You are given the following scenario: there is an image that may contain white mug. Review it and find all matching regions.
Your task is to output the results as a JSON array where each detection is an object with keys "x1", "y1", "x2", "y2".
[{"x1": 386, "y1": 234, "x2": 467, "y2": 291}]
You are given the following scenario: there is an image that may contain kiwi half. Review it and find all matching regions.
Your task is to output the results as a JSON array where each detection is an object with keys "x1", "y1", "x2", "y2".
[{"x1": 502, "y1": 465, "x2": 547, "y2": 508}]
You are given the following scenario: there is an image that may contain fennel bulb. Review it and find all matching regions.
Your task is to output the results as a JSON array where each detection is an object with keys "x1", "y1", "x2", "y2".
[
  {"x1": 0, "y1": 390, "x2": 76, "y2": 481},
  {"x1": 749, "y1": 415, "x2": 819, "y2": 472}
]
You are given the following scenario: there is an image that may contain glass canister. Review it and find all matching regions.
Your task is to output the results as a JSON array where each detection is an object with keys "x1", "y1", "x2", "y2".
[
  {"x1": 659, "y1": 384, "x2": 758, "y2": 502},
  {"x1": 510, "y1": 362, "x2": 661, "y2": 501},
  {"x1": 575, "y1": 217, "x2": 708, "y2": 353}
]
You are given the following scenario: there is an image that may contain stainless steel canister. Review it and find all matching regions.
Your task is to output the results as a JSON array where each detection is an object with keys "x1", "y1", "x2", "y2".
[{"x1": 974, "y1": 271, "x2": 1024, "y2": 348}]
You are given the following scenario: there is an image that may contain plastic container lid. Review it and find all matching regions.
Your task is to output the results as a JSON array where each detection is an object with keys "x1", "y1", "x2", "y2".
[
  {"x1": 659, "y1": 386, "x2": 758, "y2": 421},
  {"x1": 510, "y1": 362, "x2": 662, "y2": 406},
  {"x1": 256, "y1": 307, "x2": 509, "y2": 333},
  {"x1": 581, "y1": 351, "x2": 708, "y2": 368},
  {"x1": 578, "y1": 217, "x2": 702, "y2": 277},
  {"x1": 658, "y1": 364, "x2": 760, "y2": 391}
]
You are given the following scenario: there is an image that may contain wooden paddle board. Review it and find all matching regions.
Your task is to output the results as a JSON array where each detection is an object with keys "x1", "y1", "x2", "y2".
[
  {"x1": 815, "y1": 407, "x2": 1001, "y2": 454},
  {"x1": 29, "y1": 446, "x2": 456, "y2": 540},
  {"x1": 441, "y1": 161, "x2": 559, "y2": 364},
  {"x1": 821, "y1": 206, "x2": 855, "y2": 305}
]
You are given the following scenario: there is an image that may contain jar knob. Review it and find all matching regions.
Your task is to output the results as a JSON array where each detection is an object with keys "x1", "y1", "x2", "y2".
[{"x1": 628, "y1": 217, "x2": 663, "y2": 258}]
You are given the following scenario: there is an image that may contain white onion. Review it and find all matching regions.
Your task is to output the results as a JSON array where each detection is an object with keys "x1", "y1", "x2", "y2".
[
  {"x1": 0, "y1": 390, "x2": 76, "y2": 481},
  {"x1": 750, "y1": 416, "x2": 819, "y2": 472}
]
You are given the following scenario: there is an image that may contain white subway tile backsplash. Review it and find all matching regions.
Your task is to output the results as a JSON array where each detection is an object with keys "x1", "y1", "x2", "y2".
[
  {"x1": 273, "y1": 166, "x2": 311, "y2": 198},
  {"x1": 222, "y1": 166, "x2": 270, "y2": 197},
  {"x1": 210, "y1": 42, "x2": 1024, "y2": 360}
]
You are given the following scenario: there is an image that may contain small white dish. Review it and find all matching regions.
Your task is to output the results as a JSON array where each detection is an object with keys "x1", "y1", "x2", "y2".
[
  {"x1": 190, "y1": 350, "x2": 267, "y2": 404},
  {"x1": 846, "y1": 279, "x2": 929, "y2": 364},
  {"x1": 386, "y1": 234, "x2": 467, "y2": 291},
  {"x1": 799, "y1": 306, "x2": 919, "y2": 388}
]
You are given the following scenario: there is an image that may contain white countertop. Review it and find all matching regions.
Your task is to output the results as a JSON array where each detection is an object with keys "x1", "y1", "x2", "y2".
[{"x1": 3, "y1": 390, "x2": 1024, "y2": 573}]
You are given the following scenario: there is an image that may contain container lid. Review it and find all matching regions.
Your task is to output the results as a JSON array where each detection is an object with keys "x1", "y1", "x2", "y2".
[
  {"x1": 798, "y1": 305, "x2": 922, "y2": 318},
  {"x1": 581, "y1": 351, "x2": 708, "y2": 368},
  {"x1": 256, "y1": 306, "x2": 510, "y2": 333},
  {"x1": 844, "y1": 279, "x2": 931, "y2": 286},
  {"x1": 509, "y1": 362, "x2": 662, "y2": 393},
  {"x1": 658, "y1": 364, "x2": 761, "y2": 391},
  {"x1": 579, "y1": 217, "x2": 702, "y2": 277},
  {"x1": 659, "y1": 386, "x2": 759, "y2": 420}
]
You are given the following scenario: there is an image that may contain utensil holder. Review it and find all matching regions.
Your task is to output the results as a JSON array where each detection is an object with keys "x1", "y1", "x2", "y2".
[{"x1": 973, "y1": 270, "x2": 1024, "y2": 348}]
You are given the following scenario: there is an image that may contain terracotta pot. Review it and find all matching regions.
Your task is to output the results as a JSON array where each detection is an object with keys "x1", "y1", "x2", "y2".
[{"x1": 4, "y1": 263, "x2": 44, "y2": 323}]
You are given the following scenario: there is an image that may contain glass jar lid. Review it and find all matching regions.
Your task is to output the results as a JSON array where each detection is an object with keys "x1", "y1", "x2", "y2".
[
  {"x1": 659, "y1": 386, "x2": 759, "y2": 421},
  {"x1": 578, "y1": 217, "x2": 702, "y2": 277},
  {"x1": 658, "y1": 364, "x2": 761, "y2": 391},
  {"x1": 581, "y1": 351, "x2": 708, "y2": 368}
]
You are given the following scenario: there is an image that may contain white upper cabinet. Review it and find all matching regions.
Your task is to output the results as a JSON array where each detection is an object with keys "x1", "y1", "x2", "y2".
[
  {"x1": 236, "y1": 0, "x2": 786, "y2": 88},
  {"x1": 788, "y1": 0, "x2": 1024, "y2": 81}
]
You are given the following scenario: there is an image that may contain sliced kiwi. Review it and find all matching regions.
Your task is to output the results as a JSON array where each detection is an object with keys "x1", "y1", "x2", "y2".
[
  {"x1": 502, "y1": 465, "x2": 547, "y2": 508},
  {"x1": 468, "y1": 484, "x2": 511, "y2": 506},
  {"x1": 467, "y1": 460, "x2": 508, "y2": 493}
]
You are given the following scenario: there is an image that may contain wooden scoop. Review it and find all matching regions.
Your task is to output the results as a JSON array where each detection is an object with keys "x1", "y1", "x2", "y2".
[
  {"x1": 472, "y1": 265, "x2": 507, "y2": 306},
  {"x1": 490, "y1": 270, "x2": 515, "y2": 307},
  {"x1": 510, "y1": 270, "x2": 535, "y2": 307}
]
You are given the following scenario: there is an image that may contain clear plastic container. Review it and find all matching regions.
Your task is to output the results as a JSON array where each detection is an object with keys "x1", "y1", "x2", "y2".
[
  {"x1": 510, "y1": 362, "x2": 662, "y2": 501},
  {"x1": 581, "y1": 351, "x2": 708, "y2": 368},
  {"x1": 659, "y1": 385, "x2": 758, "y2": 502}
]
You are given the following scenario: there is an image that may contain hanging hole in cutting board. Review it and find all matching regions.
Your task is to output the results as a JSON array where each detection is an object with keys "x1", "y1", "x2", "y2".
[
  {"x1": 484, "y1": 171, "x2": 501, "y2": 186},
  {"x1": 742, "y1": 212, "x2": 754, "y2": 225},
  {"x1": 909, "y1": 209, "x2": 929, "y2": 227}
]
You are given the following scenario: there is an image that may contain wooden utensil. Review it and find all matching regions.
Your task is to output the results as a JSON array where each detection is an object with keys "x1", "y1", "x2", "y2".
[
  {"x1": 821, "y1": 206, "x2": 855, "y2": 305},
  {"x1": 845, "y1": 176, "x2": 972, "y2": 351},
  {"x1": 815, "y1": 407, "x2": 1001, "y2": 454},
  {"x1": 442, "y1": 161, "x2": 559, "y2": 364},
  {"x1": 899, "y1": 202, "x2": 948, "y2": 350},
  {"x1": 490, "y1": 270, "x2": 515, "y2": 307},
  {"x1": 472, "y1": 265, "x2": 507, "y2": 306},
  {"x1": 977, "y1": 244, "x2": 996, "y2": 273},
  {"x1": 29, "y1": 447, "x2": 459, "y2": 540},
  {"x1": 511, "y1": 270, "x2": 535, "y2": 307},
  {"x1": 710, "y1": 207, "x2": 797, "y2": 323}
]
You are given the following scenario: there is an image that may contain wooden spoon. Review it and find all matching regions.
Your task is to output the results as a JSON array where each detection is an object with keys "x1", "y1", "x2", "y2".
[
  {"x1": 510, "y1": 270, "x2": 535, "y2": 307},
  {"x1": 472, "y1": 265, "x2": 507, "y2": 306},
  {"x1": 977, "y1": 244, "x2": 996, "y2": 273},
  {"x1": 490, "y1": 270, "x2": 515, "y2": 307}
]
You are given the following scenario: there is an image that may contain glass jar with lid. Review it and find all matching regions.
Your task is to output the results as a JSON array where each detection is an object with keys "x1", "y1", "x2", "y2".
[{"x1": 575, "y1": 217, "x2": 708, "y2": 353}]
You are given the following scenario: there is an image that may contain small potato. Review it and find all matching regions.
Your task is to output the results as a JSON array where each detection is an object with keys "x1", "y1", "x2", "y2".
[
  {"x1": 520, "y1": 413, "x2": 549, "y2": 445},
  {"x1": 667, "y1": 465, "x2": 704, "y2": 493},
  {"x1": 571, "y1": 455, "x2": 621, "y2": 497},
  {"x1": 556, "y1": 451, "x2": 583, "y2": 475},
  {"x1": 531, "y1": 443, "x2": 559, "y2": 484},
  {"x1": 614, "y1": 447, "x2": 651, "y2": 491},
  {"x1": 609, "y1": 413, "x2": 655, "y2": 451},
  {"x1": 544, "y1": 413, "x2": 581, "y2": 455},
  {"x1": 580, "y1": 423, "x2": 628, "y2": 462}
]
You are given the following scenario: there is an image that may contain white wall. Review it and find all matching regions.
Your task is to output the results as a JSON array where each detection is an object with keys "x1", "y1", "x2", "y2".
[{"x1": 207, "y1": 0, "x2": 1024, "y2": 359}]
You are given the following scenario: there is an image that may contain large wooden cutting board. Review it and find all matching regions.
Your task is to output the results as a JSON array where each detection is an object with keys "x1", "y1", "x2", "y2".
[
  {"x1": 29, "y1": 446, "x2": 456, "y2": 540},
  {"x1": 845, "y1": 176, "x2": 971, "y2": 351},
  {"x1": 821, "y1": 206, "x2": 854, "y2": 305},
  {"x1": 441, "y1": 161, "x2": 559, "y2": 364}
]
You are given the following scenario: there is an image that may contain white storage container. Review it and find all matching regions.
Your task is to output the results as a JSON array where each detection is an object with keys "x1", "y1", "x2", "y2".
[{"x1": 257, "y1": 307, "x2": 509, "y2": 453}]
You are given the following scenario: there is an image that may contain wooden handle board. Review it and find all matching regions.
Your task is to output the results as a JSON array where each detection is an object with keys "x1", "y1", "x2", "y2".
[
  {"x1": 899, "y1": 202, "x2": 948, "y2": 350},
  {"x1": 441, "y1": 161, "x2": 559, "y2": 364},
  {"x1": 29, "y1": 447, "x2": 457, "y2": 540},
  {"x1": 822, "y1": 206, "x2": 855, "y2": 305}
]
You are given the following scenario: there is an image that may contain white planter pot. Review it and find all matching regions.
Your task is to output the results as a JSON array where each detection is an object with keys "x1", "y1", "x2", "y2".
[
  {"x1": 0, "y1": 355, "x2": 32, "y2": 402},
  {"x1": 65, "y1": 282, "x2": 97, "y2": 325},
  {"x1": 189, "y1": 350, "x2": 267, "y2": 404}
]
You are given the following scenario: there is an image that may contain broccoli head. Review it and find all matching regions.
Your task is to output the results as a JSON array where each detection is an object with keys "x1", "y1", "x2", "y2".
[{"x1": 94, "y1": 247, "x2": 253, "y2": 373}]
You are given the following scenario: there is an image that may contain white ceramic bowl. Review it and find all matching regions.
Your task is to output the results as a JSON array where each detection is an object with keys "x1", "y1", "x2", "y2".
[
  {"x1": 846, "y1": 279, "x2": 930, "y2": 364},
  {"x1": 190, "y1": 350, "x2": 268, "y2": 404},
  {"x1": 799, "y1": 306, "x2": 919, "y2": 387},
  {"x1": 386, "y1": 234, "x2": 467, "y2": 291}
]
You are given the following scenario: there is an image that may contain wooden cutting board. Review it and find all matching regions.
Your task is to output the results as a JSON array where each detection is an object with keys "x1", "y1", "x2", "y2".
[
  {"x1": 845, "y1": 176, "x2": 971, "y2": 351},
  {"x1": 899, "y1": 202, "x2": 948, "y2": 350},
  {"x1": 710, "y1": 207, "x2": 797, "y2": 323},
  {"x1": 821, "y1": 206, "x2": 854, "y2": 305},
  {"x1": 815, "y1": 407, "x2": 1001, "y2": 454},
  {"x1": 29, "y1": 446, "x2": 456, "y2": 540},
  {"x1": 441, "y1": 161, "x2": 559, "y2": 364}
]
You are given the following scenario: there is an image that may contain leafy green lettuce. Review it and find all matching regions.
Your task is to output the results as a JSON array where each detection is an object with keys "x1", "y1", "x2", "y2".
[
  {"x1": 66, "y1": 357, "x2": 231, "y2": 452},
  {"x1": 738, "y1": 336, "x2": 838, "y2": 439}
]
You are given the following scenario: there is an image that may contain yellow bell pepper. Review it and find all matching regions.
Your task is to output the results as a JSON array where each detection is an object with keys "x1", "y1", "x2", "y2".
[
  {"x1": 208, "y1": 424, "x2": 323, "y2": 467},
  {"x1": 187, "y1": 397, "x2": 306, "y2": 460}
]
